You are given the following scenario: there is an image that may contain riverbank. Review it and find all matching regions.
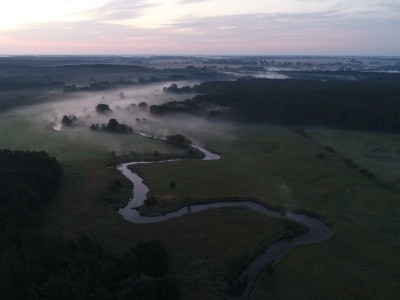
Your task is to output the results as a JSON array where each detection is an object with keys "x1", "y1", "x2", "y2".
[
  {"x1": 116, "y1": 133, "x2": 333, "y2": 298},
  {"x1": 122, "y1": 126, "x2": 400, "y2": 299},
  {"x1": 32, "y1": 123, "x2": 400, "y2": 299}
]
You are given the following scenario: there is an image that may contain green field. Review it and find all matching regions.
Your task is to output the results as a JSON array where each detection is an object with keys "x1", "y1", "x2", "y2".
[
  {"x1": 307, "y1": 127, "x2": 400, "y2": 188},
  {"x1": 130, "y1": 124, "x2": 400, "y2": 299},
  {"x1": 34, "y1": 158, "x2": 294, "y2": 299},
  {"x1": 0, "y1": 111, "x2": 183, "y2": 161},
  {"x1": 2, "y1": 93, "x2": 400, "y2": 298},
  {"x1": 0, "y1": 104, "x2": 304, "y2": 297}
]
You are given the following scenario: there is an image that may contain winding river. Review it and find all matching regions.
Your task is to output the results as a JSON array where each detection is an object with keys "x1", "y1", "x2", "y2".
[{"x1": 117, "y1": 132, "x2": 334, "y2": 299}]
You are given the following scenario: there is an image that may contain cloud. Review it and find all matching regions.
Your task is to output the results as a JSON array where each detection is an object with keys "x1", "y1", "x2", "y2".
[
  {"x1": 181, "y1": 0, "x2": 207, "y2": 4},
  {"x1": 93, "y1": 0, "x2": 161, "y2": 22},
  {"x1": 0, "y1": 0, "x2": 399, "y2": 55},
  {"x1": 376, "y1": 0, "x2": 400, "y2": 10}
]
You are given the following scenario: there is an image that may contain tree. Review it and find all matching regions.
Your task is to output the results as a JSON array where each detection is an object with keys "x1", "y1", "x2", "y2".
[
  {"x1": 138, "y1": 101, "x2": 148, "y2": 109},
  {"x1": 91, "y1": 119, "x2": 132, "y2": 134},
  {"x1": 170, "y1": 181, "x2": 176, "y2": 190},
  {"x1": 61, "y1": 115, "x2": 74, "y2": 127},
  {"x1": 90, "y1": 124, "x2": 99, "y2": 131},
  {"x1": 133, "y1": 240, "x2": 169, "y2": 277},
  {"x1": 166, "y1": 134, "x2": 192, "y2": 148},
  {"x1": 95, "y1": 104, "x2": 112, "y2": 114},
  {"x1": 0, "y1": 149, "x2": 179, "y2": 299},
  {"x1": 107, "y1": 119, "x2": 119, "y2": 132}
]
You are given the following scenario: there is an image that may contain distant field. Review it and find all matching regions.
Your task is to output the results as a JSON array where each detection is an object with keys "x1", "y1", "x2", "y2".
[
  {"x1": 0, "y1": 62, "x2": 229, "y2": 111},
  {"x1": 0, "y1": 112, "x2": 181, "y2": 161},
  {"x1": 307, "y1": 126, "x2": 400, "y2": 188},
  {"x1": 134, "y1": 124, "x2": 336, "y2": 206}
]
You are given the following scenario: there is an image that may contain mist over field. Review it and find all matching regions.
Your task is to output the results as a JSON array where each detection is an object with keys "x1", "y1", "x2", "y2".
[{"x1": 4, "y1": 79, "x2": 236, "y2": 156}]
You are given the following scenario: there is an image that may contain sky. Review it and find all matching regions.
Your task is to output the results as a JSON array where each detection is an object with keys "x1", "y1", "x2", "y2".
[{"x1": 0, "y1": 0, "x2": 399, "y2": 56}]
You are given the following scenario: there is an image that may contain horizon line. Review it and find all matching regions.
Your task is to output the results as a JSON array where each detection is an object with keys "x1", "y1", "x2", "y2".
[{"x1": 1, "y1": 54, "x2": 399, "y2": 58}]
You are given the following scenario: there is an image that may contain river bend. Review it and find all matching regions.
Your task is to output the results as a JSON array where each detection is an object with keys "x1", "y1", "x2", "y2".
[{"x1": 117, "y1": 132, "x2": 334, "y2": 299}]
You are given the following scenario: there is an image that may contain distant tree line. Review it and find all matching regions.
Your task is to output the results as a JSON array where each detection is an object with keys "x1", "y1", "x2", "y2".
[
  {"x1": 63, "y1": 79, "x2": 133, "y2": 92},
  {"x1": 0, "y1": 77, "x2": 63, "y2": 91},
  {"x1": 0, "y1": 60, "x2": 234, "y2": 112},
  {"x1": 163, "y1": 83, "x2": 193, "y2": 94},
  {"x1": 150, "y1": 99, "x2": 204, "y2": 115},
  {"x1": 0, "y1": 77, "x2": 64, "y2": 111},
  {"x1": 63, "y1": 76, "x2": 172, "y2": 93},
  {"x1": 0, "y1": 149, "x2": 180, "y2": 299},
  {"x1": 162, "y1": 78, "x2": 400, "y2": 132}
]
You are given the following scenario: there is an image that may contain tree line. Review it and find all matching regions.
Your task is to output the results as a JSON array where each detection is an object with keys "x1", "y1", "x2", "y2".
[
  {"x1": 0, "y1": 149, "x2": 180, "y2": 299},
  {"x1": 197, "y1": 78, "x2": 400, "y2": 131},
  {"x1": 158, "y1": 78, "x2": 400, "y2": 132},
  {"x1": 0, "y1": 149, "x2": 63, "y2": 226}
]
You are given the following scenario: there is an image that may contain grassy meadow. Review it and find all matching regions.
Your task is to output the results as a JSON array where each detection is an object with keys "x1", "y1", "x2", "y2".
[
  {"x1": 0, "y1": 106, "x2": 298, "y2": 297},
  {"x1": 2, "y1": 93, "x2": 400, "y2": 298},
  {"x1": 35, "y1": 158, "x2": 292, "y2": 299},
  {"x1": 307, "y1": 127, "x2": 400, "y2": 188},
  {"x1": 130, "y1": 124, "x2": 400, "y2": 299},
  {"x1": 0, "y1": 111, "x2": 182, "y2": 161}
]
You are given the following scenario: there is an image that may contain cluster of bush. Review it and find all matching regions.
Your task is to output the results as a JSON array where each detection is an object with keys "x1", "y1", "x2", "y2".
[
  {"x1": 166, "y1": 134, "x2": 192, "y2": 148},
  {"x1": 91, "y1": 119, "x2": 133, "y2": 134},
  {"x1": 317, "y1": 146, "x2": 375, "y2": 179},
  {"x1": 95, "y1": 104, "x2": 113, "y2": 115},
  {"x1": 61, "y1": 115, "x2": 78, "y2": 127}
]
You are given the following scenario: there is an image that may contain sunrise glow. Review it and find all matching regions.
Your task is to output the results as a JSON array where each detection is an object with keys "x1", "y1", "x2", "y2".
[{"x1": 0, "y1": 0, "x2": 399, "y2": 55}]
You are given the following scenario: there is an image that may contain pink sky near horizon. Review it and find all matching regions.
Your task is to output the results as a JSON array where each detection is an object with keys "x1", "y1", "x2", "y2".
[{"x1": 0, "y1": 0, "x2": 399, "y2": 56}]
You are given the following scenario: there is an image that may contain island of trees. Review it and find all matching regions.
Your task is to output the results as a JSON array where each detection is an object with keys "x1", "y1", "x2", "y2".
[
  {"x1": 90, "y1": 119, "x2": 133, "y2": 134},
  {"x1": 166, "y1": 134, "x2": 192, "y2": 148},
  {"x1": 61, "y1": 115, "x2": 78, "y2": 127},
  {"x1": 95, "y1": 104, "x2": 113, "y2": 115}
]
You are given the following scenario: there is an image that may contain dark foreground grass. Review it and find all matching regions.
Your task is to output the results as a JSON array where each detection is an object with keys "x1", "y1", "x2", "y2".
[{"x1": 130, "y1": 124, "x2": 400, "y2": 299}]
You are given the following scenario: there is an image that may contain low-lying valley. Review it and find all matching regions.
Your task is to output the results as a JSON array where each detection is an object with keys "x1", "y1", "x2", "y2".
[{"x1": 0, "y1": 56, "x2": 399, "y2": 299}]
